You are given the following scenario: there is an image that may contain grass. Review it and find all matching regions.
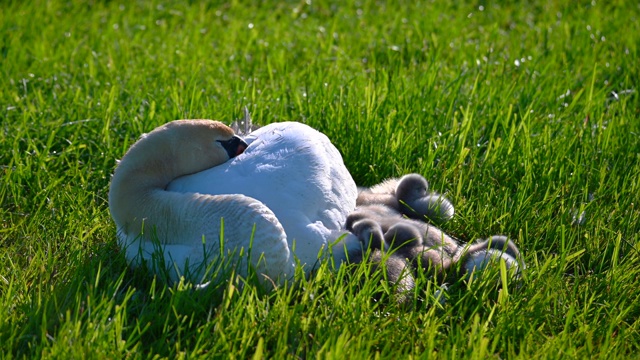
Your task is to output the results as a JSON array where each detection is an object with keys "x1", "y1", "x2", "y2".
[{"x1": 1, "y1": 0, "x2": 639, "y2": 357}]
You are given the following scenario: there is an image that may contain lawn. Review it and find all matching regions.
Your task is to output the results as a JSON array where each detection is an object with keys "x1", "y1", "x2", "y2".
[{"x1": 1, "y1": 0, "x2": 639, "y2": 358}]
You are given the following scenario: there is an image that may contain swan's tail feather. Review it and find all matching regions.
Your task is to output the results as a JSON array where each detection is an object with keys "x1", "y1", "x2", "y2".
[{"x1": 230, "y1": 107, "x2": 261, "y2": 136}]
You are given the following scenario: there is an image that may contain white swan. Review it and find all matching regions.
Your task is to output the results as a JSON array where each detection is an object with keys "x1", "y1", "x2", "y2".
[{"x1": 109, "y1": 120, "x2": 360, "y2": 287}]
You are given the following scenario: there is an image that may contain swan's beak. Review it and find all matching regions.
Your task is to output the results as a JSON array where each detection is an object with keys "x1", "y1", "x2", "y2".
[{"x1": 218, "y1": 135, "x2": 248, "y2": 159}]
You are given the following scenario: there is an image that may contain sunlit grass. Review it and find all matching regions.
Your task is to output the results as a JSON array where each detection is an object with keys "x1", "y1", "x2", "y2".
[{"x1": 1, "y1": 0, "x2": 639, "y2": 357}]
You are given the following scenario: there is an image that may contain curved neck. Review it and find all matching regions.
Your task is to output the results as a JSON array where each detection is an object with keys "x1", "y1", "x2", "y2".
[{"x1": 108, "y1": 139, "x2": 197, "y2": 236}]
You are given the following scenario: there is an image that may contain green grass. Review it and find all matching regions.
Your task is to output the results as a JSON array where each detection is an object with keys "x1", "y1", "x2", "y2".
[{"x1": 1, "y1": 0, "x2": 639, "y2": 357}]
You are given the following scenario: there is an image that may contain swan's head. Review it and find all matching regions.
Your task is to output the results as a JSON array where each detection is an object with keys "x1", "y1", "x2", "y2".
[
  {"x1": 154, "y1": 120, "x2": 247, "y2": 175},
  {"x1": 124, "y1": 120, "x2": 247, "y2": 179},
  {"x1": 111, "y1": 120, "x2": 248, "y2": 198}
]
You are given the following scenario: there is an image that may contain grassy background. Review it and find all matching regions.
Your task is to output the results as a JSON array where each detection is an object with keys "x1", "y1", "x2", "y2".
[{"x1": 1, "y1": 0, "x2": 639, "y2": 357}]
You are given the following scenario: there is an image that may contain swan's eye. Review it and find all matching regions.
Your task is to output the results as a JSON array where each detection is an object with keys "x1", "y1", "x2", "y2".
[{"x1": 217, "y1": 135, "x2": 248, "y2": 158}]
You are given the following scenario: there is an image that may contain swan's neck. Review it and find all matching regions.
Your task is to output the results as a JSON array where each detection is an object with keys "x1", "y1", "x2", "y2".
[{"x1": 109, "y1": 150, "x2": 197, "y2": 237}]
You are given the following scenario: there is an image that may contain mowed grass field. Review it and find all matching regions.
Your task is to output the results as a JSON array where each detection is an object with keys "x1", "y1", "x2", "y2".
[{"x1": 1, "y1": 0, "x2": 639, "y2": 357}]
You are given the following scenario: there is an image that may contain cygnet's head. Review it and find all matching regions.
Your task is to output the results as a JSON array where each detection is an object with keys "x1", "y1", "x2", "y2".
[{"x1": 395, "y1": 173, "x2": 429, "y2": 201}]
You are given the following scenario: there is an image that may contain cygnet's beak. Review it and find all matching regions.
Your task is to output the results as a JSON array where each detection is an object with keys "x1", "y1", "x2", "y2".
[{"x1": 218, "y1": 135, "x2": 248, "y2": 159}]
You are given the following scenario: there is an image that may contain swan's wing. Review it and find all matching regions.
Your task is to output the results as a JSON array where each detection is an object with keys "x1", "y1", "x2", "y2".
[
  {"x1": 244, "y1": 122, "x2": 358, "y2": 228},
  {"x1": 118, "y1": 192, "x2": 294, "y2": 286}
]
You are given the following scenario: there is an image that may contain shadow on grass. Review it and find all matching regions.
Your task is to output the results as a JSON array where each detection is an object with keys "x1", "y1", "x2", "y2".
[{"x1": 4, "y1": 236, "x2": 275, "y2": 358}]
